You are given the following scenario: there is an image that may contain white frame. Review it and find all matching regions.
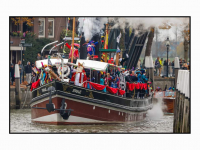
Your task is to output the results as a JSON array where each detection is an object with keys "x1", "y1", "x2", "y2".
[
  {"x1": 38, "y1": 18, "x2": 45, "y2": 38},
  {"x1": 48, "y1": 18, "x2": 54, "y2": 38}
]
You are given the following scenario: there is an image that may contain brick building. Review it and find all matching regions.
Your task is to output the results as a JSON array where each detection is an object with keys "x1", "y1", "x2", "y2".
[{"x1": 9, "y1": 17, "x2": 69, "y2": 64}]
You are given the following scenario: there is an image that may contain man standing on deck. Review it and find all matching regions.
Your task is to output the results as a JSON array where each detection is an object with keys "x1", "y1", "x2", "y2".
[
  {"x1": 130, "y1": 71, "x2": 138, "y2": 82},
  {"x1": 105, "y1": 73, "x2": 112, "y2": 86}
]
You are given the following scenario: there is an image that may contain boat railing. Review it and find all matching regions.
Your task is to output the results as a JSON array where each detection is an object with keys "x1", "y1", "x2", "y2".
[
  {"x1": 41, "y1": 40, "x2": 58, "y2": 56},
  {"x1": 49, "y1": 42, "x2": 64, "y2": 54}
]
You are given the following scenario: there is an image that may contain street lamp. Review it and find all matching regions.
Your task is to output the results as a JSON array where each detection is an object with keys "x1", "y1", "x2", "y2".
[{"x1": 166, "y1": 37, "x2": 170, "y2": 77}]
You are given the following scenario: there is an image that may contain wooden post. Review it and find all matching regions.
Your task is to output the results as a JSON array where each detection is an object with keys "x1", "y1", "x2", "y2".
[
  {"x1": 71, "y1": 17, "x2": 75, "y2": 63},
  {"x1": 116, "y1": 52, "x2": 119, "y2": 66},
  {"x1": 104, "y1": 24, "x2": 108, "y2": 49},
  {"x1": 15, "y1": 64, "x2": 21, "y2": 109},
  {"x1": 104, "y1": 53, "x2": 107, "y2": 62},
  {"x1": 103, "y1": 23, "x2": 109, "y2": 63}
]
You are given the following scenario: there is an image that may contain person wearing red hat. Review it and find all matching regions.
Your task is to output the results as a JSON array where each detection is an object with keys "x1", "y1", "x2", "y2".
[
  {"x1": 71, "y1": 62, "x2": 87, "y2": 87},
  {"x1": 108, "y1": 57, "x2": 114, "y2": 64}
]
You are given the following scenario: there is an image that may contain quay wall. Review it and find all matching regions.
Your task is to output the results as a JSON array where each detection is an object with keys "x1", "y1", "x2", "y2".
[
  {"x1": 154, "y1": 77, "x2": 175, "y2": 90},
  {"x1": 10, "y1": 88, "x2": 32, "y2": 109}
]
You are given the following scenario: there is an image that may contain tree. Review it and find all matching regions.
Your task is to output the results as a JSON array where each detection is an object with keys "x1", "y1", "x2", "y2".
[
  {"x1": 11, "y1": 17, "x2": 34, "y2": 27},
  {"x1": 60, "y1": 29, "x2": 78, "y2": 54},
  {"x1": 177, "y1": 42, "x2": 184, "y2": 58},
  {"x1": 23, "y1": 34, "x2": 52, "y2": 65}
]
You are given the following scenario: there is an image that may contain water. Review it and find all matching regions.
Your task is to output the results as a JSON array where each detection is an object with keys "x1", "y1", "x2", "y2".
[{"x1": 10, "y1": 109, "x2": 173, "y2": 133}]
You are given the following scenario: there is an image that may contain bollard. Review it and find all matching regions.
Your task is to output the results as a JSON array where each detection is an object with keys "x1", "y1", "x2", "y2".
[
  {"x1": 174, "y1": 57, "x2": 180, "y2": 88},
  {"x1": 145, "y1": 56, "x2": 155, "y2": 91},
  {"x1": 15, "y1": 64, "x2": 21, "y2": 109}
]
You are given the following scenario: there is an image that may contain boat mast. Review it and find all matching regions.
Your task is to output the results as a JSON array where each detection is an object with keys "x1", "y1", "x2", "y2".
[
  {"x1": 104, "y1": 23, "x2": 108, "y2": 62},
  {"x1": 71, "y1": 17, "x2": 76, "y2": 63}
]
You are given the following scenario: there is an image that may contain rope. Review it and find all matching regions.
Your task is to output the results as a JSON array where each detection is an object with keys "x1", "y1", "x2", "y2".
[{"x1": 22, "y1": 86, "x2": 30, "y2": 109}]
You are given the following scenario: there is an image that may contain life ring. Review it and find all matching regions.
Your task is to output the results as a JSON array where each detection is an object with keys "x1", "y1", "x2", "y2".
[{"x1": 57, "y1": 65, "x2": 70, "y2": 78}]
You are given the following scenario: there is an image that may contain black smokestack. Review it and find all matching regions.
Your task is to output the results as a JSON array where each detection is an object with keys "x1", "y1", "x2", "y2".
[{"x1": 80, "y1": 32, "x2": 87, "y2": 59}]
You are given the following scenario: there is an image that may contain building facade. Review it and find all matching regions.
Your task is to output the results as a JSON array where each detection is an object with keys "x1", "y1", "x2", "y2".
[{"x1": 10, "y1": 17, "x2": 68, "y2": 64}]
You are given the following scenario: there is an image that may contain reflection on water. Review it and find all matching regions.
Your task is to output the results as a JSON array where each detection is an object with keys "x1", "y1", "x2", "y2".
[{"x1": 10, "y1": 109, "x2": 173, "y2": 133}]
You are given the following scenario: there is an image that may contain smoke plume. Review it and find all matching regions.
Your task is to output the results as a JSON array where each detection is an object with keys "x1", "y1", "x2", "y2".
[{"x1": 78, "y1": 17, "x2": 189, "y2": 41}]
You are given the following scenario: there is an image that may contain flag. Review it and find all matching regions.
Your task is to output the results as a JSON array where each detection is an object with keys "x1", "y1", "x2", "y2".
[
  {"x1": 116, "y1": 32, "x2": 121, "y2": 53},
  {"x1": 48, "y1": 56, "x2": 52, "y2": 66},
  {"x1": 104, "y1": 26, "x2": 108, "y2": 49}
]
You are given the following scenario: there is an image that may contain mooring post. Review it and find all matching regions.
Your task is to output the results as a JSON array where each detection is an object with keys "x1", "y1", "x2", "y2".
[
  {"x1": 15, "y1": 64, "x2": 21, "y2": 109},
  {"x1": 145, "y1": 56, "x2": 155, "y2": 91},
  {"x1": 174, "y1": 57, "x2": 180, "y2": 88},
  {"x1": 173, "y1": 59, "x2": 180, "y2": 133}
]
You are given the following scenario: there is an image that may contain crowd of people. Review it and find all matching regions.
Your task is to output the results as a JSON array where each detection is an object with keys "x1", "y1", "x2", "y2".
[
  {"x1": 154, "y1": 57, "x2": 190, "y2": 77},
  {"x1": 10, "y1": 53, "x2": 49, "y2": 86}
]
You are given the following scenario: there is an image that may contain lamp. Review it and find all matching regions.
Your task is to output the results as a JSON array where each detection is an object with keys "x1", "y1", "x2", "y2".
[
  {"x1": 166, "y1": 37, "x2": 170, "y2": 47},
  {"x1": 166, "y1": 37, "x2": 170, "y2": 77}
]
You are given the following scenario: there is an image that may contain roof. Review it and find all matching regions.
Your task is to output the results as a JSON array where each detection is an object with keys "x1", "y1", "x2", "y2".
[{"x1": 76, "y1": 59, "x2": 109, "y2": 71}]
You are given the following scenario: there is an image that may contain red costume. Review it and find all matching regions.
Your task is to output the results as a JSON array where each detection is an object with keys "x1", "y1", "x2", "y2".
[
  {"x1": 71, "y1": 63, "x2": 87, "y2": 87},
  {"x1": 65, "y1": 43, "x2": 79, "y2": 60}
]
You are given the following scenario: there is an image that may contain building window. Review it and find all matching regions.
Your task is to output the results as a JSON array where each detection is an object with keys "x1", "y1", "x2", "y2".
[
  {"x1": 48, "y1": 18, "x2": 54, "y2": 38},
  {"x1": 39, "y1": 18, "x2": 45, "y2": 37}
]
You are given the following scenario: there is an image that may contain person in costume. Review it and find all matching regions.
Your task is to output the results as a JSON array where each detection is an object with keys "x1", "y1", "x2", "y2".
[
  {"x1": 86, "y1": 74, "x2": 91, "y2": 89},
  {"x1": 86, "y1": 41, "x2": 98, "y2": 56},
  {"x1": 100, "y1": 75, "x2": 106, "y2": 92},
  {"x1": 111, "y1": 75, "x2": 119, "y2": 88},
  {"x1": 141, "y1": 72, "x2": 148, "y2": 83},
  {"x1": 104, "y1": 73, "x2": 112, "y2": 86},
  {"x1": 108, "y1": 57, "x2": 114, "y2": 64},
  {"x1": 101, "y1": 53, "x2": 105, "y2": 62},
  {"x1": 136, "y1": 70, "x2": 142, "y2": 82},
  {"x1": 121, "y1": 50, "x2": 129, "y2": 66},
  {"x1": 119, "y1": 70, "x2": 126, "y2": 90},
  {"x1": 129, "y1": 71, "x2": 138, "y2": 82},
  {"x1": 40, "y1": 69, "x2": 46, "y2": 85},
  {"x1": 65, "y1": 43, "x2": 79, "y2": 63},
  {"x1": 71, "y1": 62, "x2": 87, "y2": 87}
]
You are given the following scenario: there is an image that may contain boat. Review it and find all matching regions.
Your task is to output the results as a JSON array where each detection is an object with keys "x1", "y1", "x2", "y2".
[
  {"x1": 30, "y1": 58, "x2": 153, "y2": 125},
  {"x1": 29, "y1": 17, "x2": 153, "y2": 125},
  {"x1": 154, "y1": 91, "x2": 175, "y2": 114}
]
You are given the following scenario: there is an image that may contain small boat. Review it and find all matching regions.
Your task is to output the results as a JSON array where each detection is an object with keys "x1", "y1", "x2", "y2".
[{"x1": 154, "y1": 91, "x2": 175, "y2": 114}]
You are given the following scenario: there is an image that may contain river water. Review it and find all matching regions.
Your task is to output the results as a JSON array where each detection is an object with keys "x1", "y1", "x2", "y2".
[{"x1": 10, "y1": 109, "x2": 173, "y2": 133}]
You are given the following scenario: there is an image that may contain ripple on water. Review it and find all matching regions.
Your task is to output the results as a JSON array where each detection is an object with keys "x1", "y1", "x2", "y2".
[{"x1": 10, "y1": 109, "x2": 173, "y2": 133}]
